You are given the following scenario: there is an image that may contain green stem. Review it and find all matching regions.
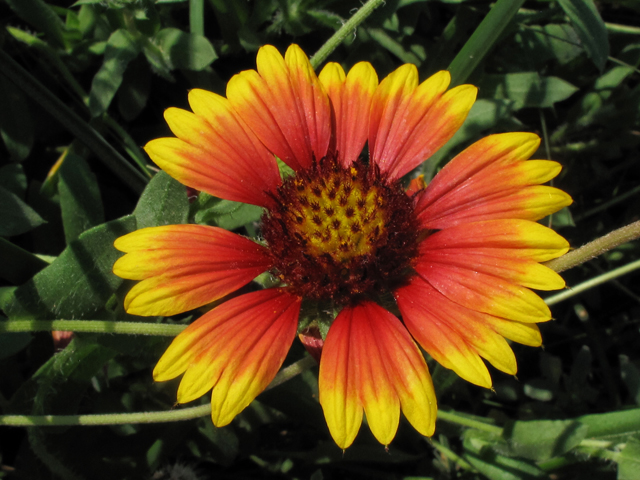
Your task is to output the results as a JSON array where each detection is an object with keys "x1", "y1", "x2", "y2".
[
  {"x1": 545, "y1": 258, "x2": 640, "y2": 306},
  {"x1": 447, "y1": 0, "x2": 526, "y2": 86},
  {"x1": 309, "y1": 0, "x2": 387, "y2": 70},
  {"x1": 436, "y1": 410, "x2": 503, "y2": 435},
  {"x1": 545, "y1": 220, "x2": 640, "y2": 273},
  {"x1": 0, "y1": 50, "x2": 148, "y2": 194},
  {"x1": 0, "y1": 320, "x2": 185, "y2": 336},
  {"x1": 0, "y1": 356, "x2": 315, "y2": 427},
  {"x1": 189, "y1": 0, "x2": 205, "y2": 36}
]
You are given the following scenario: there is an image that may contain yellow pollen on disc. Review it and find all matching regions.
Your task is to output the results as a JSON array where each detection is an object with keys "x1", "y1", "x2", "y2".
[{"x1": 287, "y1": 166, "x2": 386, "y2": 263}]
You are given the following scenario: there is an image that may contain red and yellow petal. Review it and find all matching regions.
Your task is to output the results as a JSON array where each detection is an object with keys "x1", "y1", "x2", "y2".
[
  {"x1": 153, "y1": 288, "x2": 301, "y2": 425},
  {"x1": 421, "y1": 219, "x2": 570, "y2": 263},
  {"x1": 415, "y1": 259, "x2": 551, "y2": 324},
  {"x1": 416, "y1": 132, "x2": 572, "y2": 229},
  {"x1": 227, "y1": 45, "x2": 331, "y2": 172},
  {"x1": 369, "y1": 68, "x2": 476, "y2": 180},
  {"x1": 144, "y1": 91, "x2": 280, "y2": 208},
  {"x1": 319, "y1": 62, "x2": 378, "y2": 167},
  {"x1": 319, "y1": 301, "x2": 436, "y2": 448},
  {"x1": 419, "y1": 220, "x2": 568, "y2": 291},
  {"x1": 395, "y1": 276, "x2": 519, "y2": 388},
  {"x1": 113, "y1": 225, "x2": 271, "y2": 317}
]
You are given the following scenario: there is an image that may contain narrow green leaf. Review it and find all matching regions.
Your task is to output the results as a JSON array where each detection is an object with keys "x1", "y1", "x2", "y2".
[
  {"x1": 557, "y1": 0, "x2": 609, "y2": 70},
  {"x1": 154, "y1": 28, "x2": 217, "y2": 71},
  {"x1": 58, "y1": 154, "x2": 105, "y2": 244},
  {"x1": 89, "y1": 29, "x2": 141, "y2": 118},
  {"x1": 478, "y1": 73, "x2": 579, "y2": 109},
  {"x1": 134, "y1": 172, "x2": 189, "y2": 229},
  {"x1": 2, "y1": 216, "x2": 136, "y2": 320},
  {"x1": 0, "y1": 50, "x2": 148, "y2": 193},
  {"x1": 0, "y1": 75, "x2": 34, "y2": 161},
  {"x1": 189, "y1": 0, "x2": 204, "y2": 35},
  {"x1": 501, "y1": 419, "x2": 589, "y2": 461},
  {"x1": 4, "y1": 0, "x2": 66, "y2": 48},
  {"x1": 0, "y1": 187, "x2": 46, "y2": 237},
  {"x1": 448, "y1": 0, "x2": 526, "y2": 86}
]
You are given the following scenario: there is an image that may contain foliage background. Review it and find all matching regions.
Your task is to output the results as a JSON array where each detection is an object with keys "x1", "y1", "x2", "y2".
[{"x1": 1, "y1": 0, "x2": 640, "y2": 479}]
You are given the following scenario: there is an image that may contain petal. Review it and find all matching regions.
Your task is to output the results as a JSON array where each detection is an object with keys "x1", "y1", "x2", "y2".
[
  {"x1": 227, "y1": 45, "x2": 331, "y2": 171},
  {"x1": 318, "y1": 304, "x2": 363, "y2": 449},
  {"x1": 319, "y1": 62, "x2": 378, "y2": 167},
  {"x1": 145, "y1": 90, "x2": 280, "y2": 208},
  {"x1": 319, "y1": 301, "x2": 436, "y2": 448},
  {"x1": 369, "y1": 68, "x2": 476, "y2": 180},
  {"x1": 416, "y1": 133, "x2": 572, "y2": 228},
  {"x1": 414, "y1": 258, "x2": 551, "y2": 324},
  {"x1": 421, "y1": 219, "x2": 570, "y2": 263},
  {"x1": 419, "y1": 221, "x2": 568, "y2": 291},
  {"x1": 396, "y1": 277, "x2": 506, "y2": 388},
  {"x1": 153, "y1": 288, "x2": 301, "y2": 426},
  {"x1": 113, "y1": 225, "x2": 271, "y2": 316}
]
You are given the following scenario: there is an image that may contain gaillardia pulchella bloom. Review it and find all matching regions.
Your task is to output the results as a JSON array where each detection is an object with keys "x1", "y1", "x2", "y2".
[{"x1": 113, "y1": 44, "x2": 571, "y2": 449}]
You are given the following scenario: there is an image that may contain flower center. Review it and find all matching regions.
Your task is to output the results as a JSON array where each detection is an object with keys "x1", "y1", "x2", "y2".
[{"x1": 262, "y1": 156, "x2": 421, "y2": 305}]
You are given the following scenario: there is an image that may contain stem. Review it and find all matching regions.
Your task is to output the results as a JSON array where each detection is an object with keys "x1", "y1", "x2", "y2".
[
  {"x1": 0, "y1": 356, "x2": 315, "y2": 427},
  {"x1": 545, "y1": 259, "x2": 640, "y2": 306},
  {"x1": 436, "y1": 410, "x2": 503, "y2": 435},
  {"x1": 545, "y1": 220, "x2": 640, "y2": 273},
  {"x1": 0, "y1": 320, "x2": 186, "y2": 337},
  {"x1": 309, "y1": 0, "x2": 387, "y2": 70}
]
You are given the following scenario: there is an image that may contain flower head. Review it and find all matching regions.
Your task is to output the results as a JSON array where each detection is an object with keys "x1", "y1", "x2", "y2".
[{"x1": 113, "y1": 44, "x2": 571, "y2": 449}]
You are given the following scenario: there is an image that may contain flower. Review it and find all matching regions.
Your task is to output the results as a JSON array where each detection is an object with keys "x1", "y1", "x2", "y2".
[{"x1": 113, "y1": 44, "x2": 572, "y2": 449}]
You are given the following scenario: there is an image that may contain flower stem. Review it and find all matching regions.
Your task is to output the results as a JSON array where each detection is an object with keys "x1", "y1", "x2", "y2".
[
  {"x1": 0, "y1": 320, "x2": 185, "y2": 337},
  {"x1": 0, "y1": 356, "x2": 315, "y2": 427},
  {"x1": 545, "y1": 258, "x2": 640, "y2": 306},
  {"x1": 545, "y1": 220, "x2": 640, "y2": 273},
  {"x1": 436, "y1": 410, "x2": 503, "y2": 435},
  {"x1": 309, "y1": 0, "x2": 387, "y2": 70}
]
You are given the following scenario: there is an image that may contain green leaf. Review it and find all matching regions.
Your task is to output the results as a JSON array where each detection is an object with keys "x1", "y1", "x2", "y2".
[
  {"x1": 501, "y1": 419, "x2": 589, "y2": 461},
  {"x1": 0, "y1": 238, "x2": 49, "y2": 285},
  {"x1": 618, "y1": 437, "x2": 640, "y2": 480},
  {"x1": 4, "y1": 0, "x2": 66, "y2": 48},
  {"x1": 2, "y1": 215, "x2": 136, "y2": 320},
  {"x1": 0, "y1": 75, "x2": 34, "y2": 161},
  {"x1": 0, "y1": 331, "x2": 32, "y2": 360},
  {"x1": 133, "y1": 171, "x2": 189, "y2": 229},
  {"x1": 0, "y1": 186, "x2": 46, "y2": 237},
  {"x1": 0, "y1": 164, "x2": 28, "y2": 198},
  {"x1": 463, "y1": 430, "x2": 545, "y2": 480},
  {"x1": 557, "y1": 0, "x2": 609, "y2": 71},
  {"x1": 58, "y1": 154, "x2": 105, "y2": 244},
  {"x1": 194, "y1": 197, "x2": 263, "y2": 230},
  {"x1": 154, "y1": 28, "x2": 217, "y2": 71},
  {"x1": 478, "y1": 73, "x2": 579, "y2": 109},
  {"x1": 88, "y1": 29, "x2": 141, "y2": 117},
  {"x1": 578, "y1": 408, "x2": 640, "y2": 440},
  {"x1": 117, "y1": 58, "x2": 150, "y2": 121}
]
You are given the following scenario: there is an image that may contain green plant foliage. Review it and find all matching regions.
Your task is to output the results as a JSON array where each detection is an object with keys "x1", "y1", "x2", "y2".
[{"x1": 1, "y1": 0, "x2": 640, "y2": 478}]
